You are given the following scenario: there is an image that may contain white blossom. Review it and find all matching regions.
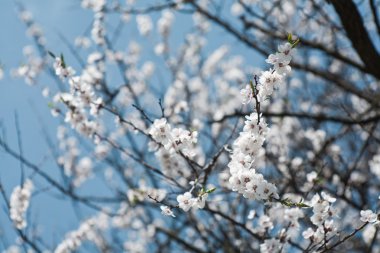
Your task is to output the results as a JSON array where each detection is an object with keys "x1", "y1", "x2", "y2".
[
  {"x1": 177, "y1": 192, "x2": 195, "y2": 212},
  {"x1": 53, "y1": 57, "x2": 75, "y2": 80},
  {"x1": 360, "y1": 210, "x2": 378, "y2": 223},
  {"x1": 136, "y1": 15, "x2": 153, "y2": 36},
  {"x1": 240, "y1": 84, "x2": 253, "y2": 104},
  {"x1": 9, "y1": 179, "x2": 34, "y2": 229},
  {"x1": 369, "y1": 152, "x2": 380, "y2": 178},
  {"x1": 157, "y1": 10, "x2": 175, "y2": 36},
  {"x1": 160, "y1": 205, "x2": 175, "y2": 217},
  {"x1": 260, "y1": 239, "x2": 281, "y2": 253},
  {"x1": 55, "y1": 212, "x2": 108, "y2": 253}
]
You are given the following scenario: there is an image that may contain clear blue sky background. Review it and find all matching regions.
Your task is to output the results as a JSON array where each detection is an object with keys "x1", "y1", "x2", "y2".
[{"x1": 0, "y1": 0, "x2": 262, "y2": 250}]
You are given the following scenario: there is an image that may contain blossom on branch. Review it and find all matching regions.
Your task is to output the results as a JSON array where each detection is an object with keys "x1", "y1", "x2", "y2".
[{"x1": 9, "y1": 179, "x2": 33, "y2": 230}]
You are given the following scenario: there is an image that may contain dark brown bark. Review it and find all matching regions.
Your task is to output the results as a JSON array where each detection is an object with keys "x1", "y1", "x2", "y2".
[{"x1": 330, "y1": 0, "x2": 380, "y2": 79}]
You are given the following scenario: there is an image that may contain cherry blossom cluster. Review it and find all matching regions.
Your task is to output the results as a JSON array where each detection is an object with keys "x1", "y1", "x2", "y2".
[
  {"x1": 240, "y1": 42, "x2": 294, "y2": 104},
  {"x1": 227, "y1": 42, "x2": 296, "y2": 201},
  {"x1": 155, "y1": 148, "x2": 190, "y2": 182},
  {"x1": 228, "y1": 113, "x2": 278, "y2": 201},
  {"x1": 260, "y1": 238, "x2": 282, "y2": 253},
  {"x1": 360, "y1": 209, "x2": 379, "y2": 223},
  {"x1": 11, "y1": 10, "x2": 47, "y2": 85},
  {"x1": 137, "y1": 15, "x2": 153, "y2": 36},
  {"x1": 148, "y1": 118, "x2": 212, "y2": 213},
  {"x1": 55, "y1": 212, "x2": 108, "y2": 253},
  {"x1": 12, "y1": 46, "x2": 44, "y2": 85},
  {"x1": 53, "y1": 57, "x2": 75, "y2": 80},
  {"x1": 112, "y1": 203, "x2": 157, "y2": 252},
  {"x1": 56, "y1": 126, "x2": 94, "y2": 187},
  {"x1": 6, "y1": 0, "x2": 380, "y2": 251},
  {"x1": 148, "y1": 118, "x2": 198, "y2": 158},
  {"x1": 176, "y1": 190, "x2": 208, "y2": 212},
  {"x1": 81, "y1": 0, "x2": 105, "y2": 12},
  {"x1": 302, "y1": 192, "x2": 337, "y2": 243},
  {"x1": 242, "y1": 200, "x2": 305, "y2": 252},
  {"x1": 9, "y1": 179, "x2": 33, "y2": 230},
  {"x1": 51, "y1": 55, "x2": 103, "y2": 137},
  {"x1": 127, "y1": 180, "x2": 167, "y2": 204}
]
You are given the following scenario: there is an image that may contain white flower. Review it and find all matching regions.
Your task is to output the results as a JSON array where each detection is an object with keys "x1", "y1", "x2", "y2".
[
  {"x1": 265, "y1": 43, "x2": 293, "y2": 76},
  {"x1": 360, "y1": 210, "x2": 378, "y2": 223},
  {"x1": 154, "y1": 43, "x2": 166, "y2": 55},
  {"x1": 274, "y1": 59, "x2": 291, "y2": 75},
  {"x1": 278, "y1": 42, "x2": 294, "y2": 62},
  {"x1": 321, "y1": 191, "x2": 336, "y2": 203},
  {"x1": 260, "y1": 239, "x2": 281, "y2": 253},
  {"x1": 194, "y1": 193, "x2": 208, "y2": 209},
  {"x1": 149, "y1": 118, "x2": 171, "y2": 146},
  {"x1": 266, "y1": 54, "x2": 279, "y2": 65},
  {"x1": 75, "y1": 36, "x2": 91, "y2": 49},
  {"x1": 369, "y1": 153, "x2": 380, "y2": 178},
  {"x1": 91, "y1": 16, "x2": 106, "y2": 45},
  {"x1": 247, "y1": 210, "x2": 256, "y2": 220},
  {"x1": 257, "y1": 70, "x2": 282, "y2": 101},
  {"x1": 302, "y1": 227, "x2": 314, "y2": 240},
  {"x1": 9, "y1": 179, "x2": 34, "y2": 229},
  {"x1": 160, "y1": 205, "x2": 175, "y2": 217},
  {"x1": 157, "y1": 10, "x2": 175, "y2": 36},
  {"x1": 81, "y1": 0, "x2": 106, "y2": 12},
  {"x1": 53, "y1": 57, "x2": 75, "y2": 79},
  {"x1": 136, "y1": 15, "x2": 153, "y2": 36},
  {"x1": 177, "y1": 192, "x2": 195, "y2": 212},
  {"x1": 307, "y1": 171, "x2": 318, "y2": 182},
  {"x1": 240, "y1": 84, "x2": 253, "y2": 104},
  {"x1": 55, "y1": 213, "x2": 108, "y2": 253},
  {"x1": 231, "y1": 3, "x2": 244, "y2": 16},
  {"x1": 73, "y1": 157, "x2": 93, "y2": 186}
]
